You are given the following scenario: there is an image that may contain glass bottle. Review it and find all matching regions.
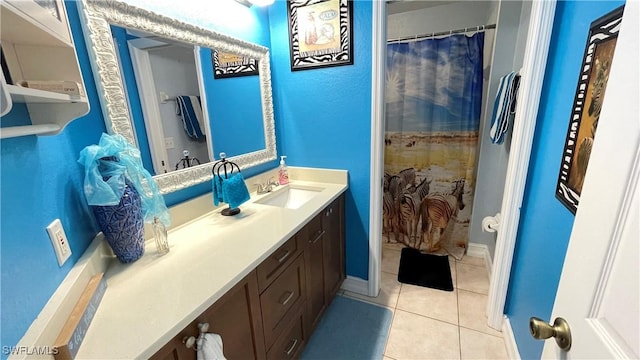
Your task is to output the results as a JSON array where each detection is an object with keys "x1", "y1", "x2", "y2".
[{"x1": 153, "y1": 217, "x2": 170, "y2": 256}]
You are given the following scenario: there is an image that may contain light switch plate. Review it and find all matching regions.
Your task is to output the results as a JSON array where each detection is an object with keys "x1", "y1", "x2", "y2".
[{"x1": 47, "y1": 219, "x2": 71, "y2": 266}]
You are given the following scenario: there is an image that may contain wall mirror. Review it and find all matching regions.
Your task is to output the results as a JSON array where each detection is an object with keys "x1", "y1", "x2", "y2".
[{"x1": 77, "y1": 0, "x2": 276, "y2": 194}]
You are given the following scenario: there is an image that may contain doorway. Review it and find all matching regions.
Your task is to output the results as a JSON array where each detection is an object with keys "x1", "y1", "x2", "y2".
[{"x1": 369, "y1": 0, "x2": 559, "y2": 340}]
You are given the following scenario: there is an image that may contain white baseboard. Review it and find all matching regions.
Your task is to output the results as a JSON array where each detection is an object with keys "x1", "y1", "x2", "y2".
[
  {"x1": 467, "y1": 242, "x2": 493, "y2": 279},
  {"x1": 502, "y1": 315, "x2": 521, "y2": 360},
  {"x1": 341, "y1": 275, "x2": 369, "y2": 296}
]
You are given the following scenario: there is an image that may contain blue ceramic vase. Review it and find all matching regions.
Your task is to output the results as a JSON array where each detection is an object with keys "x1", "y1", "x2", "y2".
[{"x1": 92, "y1": 180, "x2": 145, "y2": 263}]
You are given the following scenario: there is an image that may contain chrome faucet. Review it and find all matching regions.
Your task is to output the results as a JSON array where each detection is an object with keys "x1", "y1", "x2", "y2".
[{"x1": 256, "y1": 177, "x2": 279, "y2": 194}]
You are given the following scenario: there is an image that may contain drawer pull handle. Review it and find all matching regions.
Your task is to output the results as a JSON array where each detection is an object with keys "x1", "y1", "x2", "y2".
[
  {"x1": 276, "y1": 250, "x2": 291, "y2": 263},
  {"x1": 309, "y1": 230, "x2": 325, "y2": 244},
  {"x1": 279, "y1": 291, "x2": 295, "y2": 306},
  {"x1": 284, "y1": 338, "x2": 299, "y2": 356}
]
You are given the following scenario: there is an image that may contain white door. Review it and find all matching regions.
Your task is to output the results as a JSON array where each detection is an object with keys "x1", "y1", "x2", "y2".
[{"x1": 540, "y1": 2, "x2": 639, "y2": 358}]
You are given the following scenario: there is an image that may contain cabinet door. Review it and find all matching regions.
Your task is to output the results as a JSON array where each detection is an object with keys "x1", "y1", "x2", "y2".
[
  {"x1": 204, "y1": 272, "x2": 266, "y2": 360},
  {"x1": 150, "y1": 329, "x2": 194, "y2": 360},
  {"x1": 322, "y1": 195, "x2": 345, "y2": 300},
  {"x1": 2, "y1": 0, "x2": 72, "y2": 46},
  {"x1": 302, "y1": 215, "x2": 325, "y2": 332},
  {"x1": 150, "y1": 272, "x2": 266, "y2": 360}
]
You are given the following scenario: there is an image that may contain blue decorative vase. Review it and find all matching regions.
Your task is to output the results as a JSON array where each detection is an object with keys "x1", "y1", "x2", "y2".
[{"x1": 92, "y1": 180, "x2": 145, "y2": 263}]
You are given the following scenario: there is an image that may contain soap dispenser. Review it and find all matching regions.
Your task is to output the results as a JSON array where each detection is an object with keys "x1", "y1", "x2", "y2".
[{"x1": 279, "y1": 156, "x2": 289, "y2": 185}]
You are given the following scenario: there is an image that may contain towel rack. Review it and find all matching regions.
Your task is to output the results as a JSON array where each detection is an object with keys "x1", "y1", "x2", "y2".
[
  {"x1": 175, "y1": 150, "x2": 201, "y2": 170},
  {"x1": 212, "y1": 152, "x2": 242, "y2": 216},
  {"x1": 183, "y1": 322, "x2": 209, "y2": 350},
  {"x1": 213, "y1": 152, "x2": 240, "y2": 179},
  {"x1": 159, "y1": 92, "x2": 176, "y2": 104}
]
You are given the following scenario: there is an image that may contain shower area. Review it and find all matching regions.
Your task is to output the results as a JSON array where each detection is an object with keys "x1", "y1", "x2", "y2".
[{"x1": 383, "y1": 1, "x2": 532, "y2": 262}]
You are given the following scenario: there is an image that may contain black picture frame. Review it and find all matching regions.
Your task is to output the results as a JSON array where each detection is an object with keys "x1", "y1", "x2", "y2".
[
  {"x1": 555, "y1": 6, "x2": 624, "y2": 214},
  {"x1": 287, "y1": 0, "x2": 354, "y2": 71},
  {"x1": 212, "y1": 50, "x2": 259, "y2": 79}
]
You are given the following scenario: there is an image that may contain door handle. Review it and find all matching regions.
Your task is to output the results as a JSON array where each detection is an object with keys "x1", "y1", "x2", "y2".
[{"x1": 529, "y1": 317, "x2": 572, "y2": 351}]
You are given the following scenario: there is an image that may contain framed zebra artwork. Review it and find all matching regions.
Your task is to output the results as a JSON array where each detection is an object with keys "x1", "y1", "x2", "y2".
[
  {"x1": 287, "y1": 0, "x2": 354, "y2": 71},
  {"x1": 555, "y1": 5, "x2": 623, "y2": 214},
  {"x1": 212, "y1": 50, "x2": 259, "y2": 79}
]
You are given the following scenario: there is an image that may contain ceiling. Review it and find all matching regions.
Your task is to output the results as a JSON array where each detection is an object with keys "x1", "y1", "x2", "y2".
[{"x1": 386, "y1": 1, "x2": 460, "y2": 15}]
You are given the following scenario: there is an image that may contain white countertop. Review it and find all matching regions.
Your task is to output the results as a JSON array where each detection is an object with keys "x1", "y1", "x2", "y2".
[{"x1": 75, "y1": 168, "x2": 347, "y2": 359}]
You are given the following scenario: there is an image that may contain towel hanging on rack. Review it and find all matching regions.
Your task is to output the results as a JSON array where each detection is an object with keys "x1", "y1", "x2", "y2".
[
  {"x1": 489, "y1": 71, "x2": 521, "y2": 144},
  {"x1": 176, "y1": 95, "x2": 206, "y2": 140},
  {"x1": 196, "y1": 333, "x2": 226, "y2": 360}
]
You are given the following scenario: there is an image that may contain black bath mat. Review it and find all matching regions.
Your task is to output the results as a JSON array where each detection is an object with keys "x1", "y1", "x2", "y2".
[{"x1": 397, "y1": 247, "x2": 454, "y2": 291}]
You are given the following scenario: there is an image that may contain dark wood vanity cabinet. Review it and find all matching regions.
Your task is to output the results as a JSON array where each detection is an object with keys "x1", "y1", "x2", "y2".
[
  {"x1": 322, "y1": 196, "x2": 346, "y2": 303},
  {"x1": 152, "y1": 194, "x2": 345, "y2": 360},
  {"x1": 302, "y1": 214, "x2": 326, "y2": 332},
  {"x1": 150, "y1": 272, "x2": 266, "y2": 360},
  {"x1": 303, "y1": 195, "x2": 346, "y2": 333}
]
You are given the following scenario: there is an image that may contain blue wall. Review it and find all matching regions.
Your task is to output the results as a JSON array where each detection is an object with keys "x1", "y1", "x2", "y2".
[
  {"x1": 0, "y1": 3, "x2": 106, "y2": 350},
  {"x1": 504, "y1": 1, "x2": 624, "y2": 358},
  {"x1": 0, "y1": 1, "x2": 273, "y2": 351},
  {"x1": 1, "y1": 0, "x2": 373, "y2": 349},
  {"x1": 268, "y1": 0, "x2": 373, "y2": 280}
]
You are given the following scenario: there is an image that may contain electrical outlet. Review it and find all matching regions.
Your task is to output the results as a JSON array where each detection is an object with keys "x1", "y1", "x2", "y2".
[
  {"x1": 165, "y1": 137, "x2": 175, "y2": 149},
  {"x1": 47, "y1": 219, "x2": 71, "y2": 266}
]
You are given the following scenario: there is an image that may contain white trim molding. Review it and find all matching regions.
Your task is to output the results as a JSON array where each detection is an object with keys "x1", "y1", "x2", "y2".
[
  {"x1": 76, "y1": 0, "x2": 277, "y2": 195},
  {"x1": 502, "y1": 315, "x2": 522, "y2": 360},
  {"x1": 368, "y1": 0, "x2": 386, "y2": 298},
  {"x1": 341, "y1": 276, "x2": 370, "y2": 296},
  {"x1": 487, "y1": 0, "x2": 557, "y2": 330},
  {"x1": 467, "y1": 242, "x2": 493, "y2": 279}
]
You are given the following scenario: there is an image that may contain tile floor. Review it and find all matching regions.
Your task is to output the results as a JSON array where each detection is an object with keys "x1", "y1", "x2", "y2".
[{"x1": 341, "y1": 245, "x2": 508, "y2": 360}]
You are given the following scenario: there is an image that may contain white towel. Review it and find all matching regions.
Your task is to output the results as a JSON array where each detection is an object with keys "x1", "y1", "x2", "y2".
[
  {"x1": 489, "y1": 71, "x2": 521, "y2": 144},
  {"x1": 196, "y1": 333, "x2": 226, "y2": 360}
]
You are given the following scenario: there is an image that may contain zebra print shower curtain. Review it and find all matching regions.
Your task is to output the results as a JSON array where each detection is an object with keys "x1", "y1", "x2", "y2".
[{"x1": 383, "y1": 32, "x2": 484, "y2": 260}]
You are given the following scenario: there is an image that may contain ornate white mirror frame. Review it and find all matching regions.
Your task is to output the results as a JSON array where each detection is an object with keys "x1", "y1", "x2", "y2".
[{"x1": 77, "y1": 0, "x2": 276, "y2": 194}]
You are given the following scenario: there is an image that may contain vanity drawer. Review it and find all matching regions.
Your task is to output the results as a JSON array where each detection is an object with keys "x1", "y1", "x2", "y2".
[
  {"x1": 257, "y1": 236, "x2": 300, "y2": 293},
  {"x1": 260, "y1": 254, "x2": 306, "y2": 348},
  {"x1": 266, "y1": 308, "x2": 306, "y2": 360},
  {"x1": 301, "y1": 213, "x2": 323, "y2": 247}
]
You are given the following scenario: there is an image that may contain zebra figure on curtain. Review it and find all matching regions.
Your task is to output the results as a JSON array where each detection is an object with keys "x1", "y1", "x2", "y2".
[
  {"x1": 419, "y1": 178, "x2": 466, "y2": 252},
  {"x1": 385, "y1": 175, "x2": 405, "y2": 243},
  {"x1": 402, "y1": 177, "x2": 432, "y2": 247},
  {"x1": 382, "y1": 191, "x2": 398, "y2": 242},
  {"x1": 398, "y1": 168, "x2": 416, "y2": 189},
  {"x1": 383, "y1": 168, "x2": 418, "y2": 244}
]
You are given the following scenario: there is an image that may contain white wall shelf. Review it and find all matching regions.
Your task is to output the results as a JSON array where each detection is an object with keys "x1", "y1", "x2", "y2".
[
  {"x1": 0, "y1": 0, "x2": 89, "y2": 139},
  {"x1": 0, "y1": 124, "x2": 62, "y2": 139},
  {"x1": 6, "y1": 85, "x2": 87, "y2": 104}
]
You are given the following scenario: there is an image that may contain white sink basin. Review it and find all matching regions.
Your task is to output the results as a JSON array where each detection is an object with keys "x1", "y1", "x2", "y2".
[{"x1": 254, "y1": 185, "x2": 323, "y2": 209}]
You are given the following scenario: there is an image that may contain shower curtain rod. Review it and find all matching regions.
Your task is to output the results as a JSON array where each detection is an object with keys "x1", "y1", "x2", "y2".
[{"x1": 387, "y1": 24, "x2": 496, "y2": 43}]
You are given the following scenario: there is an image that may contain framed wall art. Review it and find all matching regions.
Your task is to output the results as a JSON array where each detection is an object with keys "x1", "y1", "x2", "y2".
[
  {"x1": 212, "y1": 50, "x2": 258, "y2": 79},
  {"x1": 555, "y1": 5, "x2": 624, "y2": 214},
  {"x1": 287, "y1": 0, "x2": 354, "y2": 71}
]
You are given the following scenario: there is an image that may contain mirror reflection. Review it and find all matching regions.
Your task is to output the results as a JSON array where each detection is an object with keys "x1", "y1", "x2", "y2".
[
  {"x1": 78, "y1": 0, "x2": 277, "y2": 194},
  {"x1": 111, "y1": 25, "x2": 266, "y2": 176}
]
